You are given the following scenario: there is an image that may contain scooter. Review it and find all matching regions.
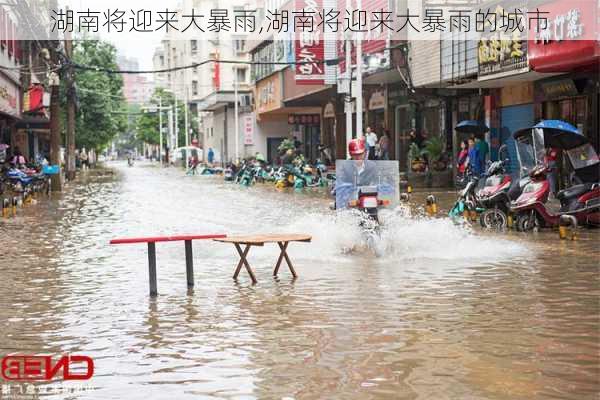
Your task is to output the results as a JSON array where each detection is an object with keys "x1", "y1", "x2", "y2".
[
  {"x1": 510, "y1": 120, "x2": 600, "y2": 230},
  {"x1": 476, "y1": 157, "x2": 531, "y2": 229}
]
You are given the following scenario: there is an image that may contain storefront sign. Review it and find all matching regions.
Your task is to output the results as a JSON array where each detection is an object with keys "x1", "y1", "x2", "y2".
[
  {"x1": 255, "y1": 72, "x2": 282, "y2": 114},
  {"x1": 323, "y1": 102, "x2": 335, "y2": 118},
  {"x1": 540, "y1": 79, "x2": 579, "y2": 99},
  {"x1": 0, "y1": 76, "x2": 20, "y2": 117},
  {"x1": 500, "y1": 82, "x2": 534, "y2": 107},
  {"x1": 478, "y1": 34, "x2": 528, "y2": 77},
  {"x1": 295, "y1": 0, "x2": 324, "y2": 85},
  {"x1": 243, "y1": 114, "x2": 254, "y2": 145},
  {"x1": 368, "y1": 90, "x2": 385, "y2": 110},
  {"x1": 528, "y1": 0, "x2": 600, "y2": 72},
  {"x1": 288, "y1": 114, "x2": 320, "y2": 125}
]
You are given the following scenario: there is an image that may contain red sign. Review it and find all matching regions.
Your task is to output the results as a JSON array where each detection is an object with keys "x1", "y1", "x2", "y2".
[
  {"x1": 212, "y1": 53, "x2": 221, "y2": 90},
  {"x1": 287, "y1": 114, "x2": 320, "y2": 125},
  {"x1": 295, "y1": 0, "x2": 325, "y2": 85},
  {"x1": 528, "y1": 0, "x2": 599, "y2": 72},
  {"x1": 1, "y1": 355, "x2": 95, "y2": 381}
]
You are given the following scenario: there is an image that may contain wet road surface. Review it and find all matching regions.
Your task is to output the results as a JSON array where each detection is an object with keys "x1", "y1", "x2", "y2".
[{"x1": 0, "y1": 161, "x2": 599, "y2": 400}]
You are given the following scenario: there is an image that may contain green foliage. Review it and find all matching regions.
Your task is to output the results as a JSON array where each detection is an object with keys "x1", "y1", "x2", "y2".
[
  {"x1": 67, "y1": 40, "x2": 127, "y2": 151},
  {"x1": 277, "y1": 139, "x2": 295, "y2": 154},
  {"x1": 420, "y1": 136, "x2": 446, "y2": 162},
  {"x1": 408, "y1": 142, "x2": 422, "y2": 162}
]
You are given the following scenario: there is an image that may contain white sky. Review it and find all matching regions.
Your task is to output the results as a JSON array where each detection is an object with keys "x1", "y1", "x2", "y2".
[{"x1": 62, "y1": 0, "x2": 177, "y2": 71}]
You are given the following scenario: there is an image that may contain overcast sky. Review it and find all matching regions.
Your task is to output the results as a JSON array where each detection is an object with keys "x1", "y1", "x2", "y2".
[{"x1": 63, "y1": 0, "x2": 173, "y2": 71}]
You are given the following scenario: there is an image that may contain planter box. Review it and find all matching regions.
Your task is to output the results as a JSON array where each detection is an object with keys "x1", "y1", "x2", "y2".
[{"x1": 407, "y1": 169, "x2": 453, "y2": 189}]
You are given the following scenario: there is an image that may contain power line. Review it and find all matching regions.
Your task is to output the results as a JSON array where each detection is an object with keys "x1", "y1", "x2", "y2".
[{"x1": 70, "y1": 57, "x2": 340, "y2": 75}]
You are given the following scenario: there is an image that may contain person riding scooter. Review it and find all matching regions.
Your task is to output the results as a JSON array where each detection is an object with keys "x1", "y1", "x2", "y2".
[{"x1": 336, "y1": 138, "x2": 378, "y2": 186}]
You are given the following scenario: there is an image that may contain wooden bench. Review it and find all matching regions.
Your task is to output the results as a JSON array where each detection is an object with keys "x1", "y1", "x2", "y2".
[
  {"x1": 214, "y1": 234, "x2": 312, "y2": 284},
  {"x1": 110, "y1": 234, "x2": 226, "y2": 296}
]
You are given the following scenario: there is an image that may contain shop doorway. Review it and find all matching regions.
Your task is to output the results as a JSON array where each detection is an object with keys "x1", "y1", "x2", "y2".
[
  {"x1": 395, "y1": 105, "x2": 411, "y2": 171},
  {"x1": 500, "y1": 104, "x2": 534, "y2": 175},
  {"x1": 267, "y1": 137, "x2": 284, "y2": 164}
]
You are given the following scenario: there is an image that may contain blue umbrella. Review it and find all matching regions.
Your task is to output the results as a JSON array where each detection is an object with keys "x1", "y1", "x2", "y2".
[
  {"x1": 533, "y1": 120, "x2": 586, "y2": 150},
  {"x1": 455, "y1": 120, "x2": 490, "y2": 135}
]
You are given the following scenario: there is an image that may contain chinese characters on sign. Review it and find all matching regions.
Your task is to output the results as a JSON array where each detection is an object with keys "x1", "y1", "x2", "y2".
[
  {"x1": 533, "y1": 8, "x2": 583, "y2": 43},
  {"x1": 477, "y1": 6, "x2": 528, "y2": 77},
  {"x1": 295, "y1": 0, "x2": 324, "y2": 84},
  {"x1": 46, "y1": 6, "x2": 590, "y2": 39},
  {"x1": 243, "y1": 115, "x2": 254, "y2": 145}
]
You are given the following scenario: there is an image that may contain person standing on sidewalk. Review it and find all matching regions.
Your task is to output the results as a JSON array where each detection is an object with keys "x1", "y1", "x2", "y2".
[
  {"x1": 475, "y1": 136, "x2": 489, "y2": 172},
  {"x1": 378, "y1": 130, "x2": 390, "y2": 160},
  {"x1": 365, "y1": 127, "x2": 378, "y2": 160},
  {"x1": 545, "y1": 147, "x2": 559, "y2": 196}
]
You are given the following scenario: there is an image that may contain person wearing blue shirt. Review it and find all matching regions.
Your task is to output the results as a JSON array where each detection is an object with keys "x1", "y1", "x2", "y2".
[{"x1": 467, "y1": 138, "x2": 482, "y2": 176}]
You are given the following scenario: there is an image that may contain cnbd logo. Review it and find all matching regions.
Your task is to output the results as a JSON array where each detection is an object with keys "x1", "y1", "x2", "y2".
[{"x1": 1, "y1": 355, "x2": 94, "y2": 381}]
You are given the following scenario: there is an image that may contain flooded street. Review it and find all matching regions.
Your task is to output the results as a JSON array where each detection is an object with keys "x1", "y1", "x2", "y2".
[{"x1": 1, "y1": 162, "x2": 599, "y2": 400}]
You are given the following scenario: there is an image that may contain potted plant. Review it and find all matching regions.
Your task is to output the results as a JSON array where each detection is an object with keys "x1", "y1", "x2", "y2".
[
  {"x1": 408, "y1": 142, "x2": 426, "y2": 172},
  {"x1": 421, "y1": 136, "x2": 447, "y2": 171},
  {"x1": 277, "y1": 139, "x2": 296, "y2": 155}
]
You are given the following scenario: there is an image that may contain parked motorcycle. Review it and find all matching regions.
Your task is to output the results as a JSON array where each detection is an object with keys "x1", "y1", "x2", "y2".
[{"x1": 510, "y1": 120, "x2": 600, "y2": 231}]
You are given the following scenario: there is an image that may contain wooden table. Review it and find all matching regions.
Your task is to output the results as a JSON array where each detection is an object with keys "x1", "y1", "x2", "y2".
[{"x1": 214, "y1": 234, "x2": 312, "y2": 283}]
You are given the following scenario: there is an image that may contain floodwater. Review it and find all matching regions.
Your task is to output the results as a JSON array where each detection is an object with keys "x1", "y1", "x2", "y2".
[{"x1": 1, "y1": 161, "x2": 598, "y2": 400}]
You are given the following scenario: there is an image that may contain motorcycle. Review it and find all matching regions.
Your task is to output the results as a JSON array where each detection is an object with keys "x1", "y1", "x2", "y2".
[
  {"x1": 510, "y1": 120, "x2": 600, "y2": 231},
  {"x1": 476, "y1": 144, "x2": 531, "y2": 229}
]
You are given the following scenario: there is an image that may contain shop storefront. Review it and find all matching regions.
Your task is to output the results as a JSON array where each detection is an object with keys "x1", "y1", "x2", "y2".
[
  {"x1": 388, "y1": 85, "x2": 413, "y2": 171},
  {"x1": 528, "y1": 21, "x2": 600, "y2": 151},
  {"x1": 0, "y1": 71, "x2": 21, "y2": 159},
  {"x1": 366, "y1": 88, "x2": 386, "y2": 134},
  {"x1": 498, "y1": 83, "x2": 535, "y2": 174},
  {"x1": 287, "y1": 113, "x2": 321, "y2": 162}
]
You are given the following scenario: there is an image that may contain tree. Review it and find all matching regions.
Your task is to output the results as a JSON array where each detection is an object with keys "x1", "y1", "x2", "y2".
[
  {"x1": 63, "y1": 40, "x2": 126, "y2": 152},
  {"x1": 135, "y1": 88, "x2": 198, "y2": 150}
]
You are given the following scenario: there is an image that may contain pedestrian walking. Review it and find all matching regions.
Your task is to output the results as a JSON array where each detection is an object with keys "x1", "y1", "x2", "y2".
[
  {"x1": 207, "y1": 147, "x2": 215, "y2": 165},
  {"x1": 475, "y1": 136, "x2": 489, "y2": 172},
  {"x1": 467, "y1": 138, "x2": 482, "y2": 176},
  {"x1": 457, "y1": 140, "x2": 469, "y2": 178},
  {"x1": 545, "y1": 147, "x2": 559, "y2": 196},
  {"x1": 79, "y1": 148, "x2": 89, "y2": 170},
  {"x1": 365, "y1": 127, "x2": 378, "y2": 160},
  {"x1": 378, "y1": 130, "x2": 390, "y2": 160}
]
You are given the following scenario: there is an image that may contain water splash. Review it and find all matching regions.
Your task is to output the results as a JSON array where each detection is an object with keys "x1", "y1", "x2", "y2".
[{"x1": 284, "y1": 205, "x2": 529, "y2": 262}]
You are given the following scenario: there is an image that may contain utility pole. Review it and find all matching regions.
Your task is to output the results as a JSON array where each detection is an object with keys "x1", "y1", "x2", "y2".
[
  {"x1": 168, "y1": 108, "x2": 173, "y2": 164},
  {"x1": 174, "y1": 97, "x2": 179, "y2": 150},
  {"x1": 65, "y1": 26, "x2": 76, "y2": 181},
  {"x1": 356, "y1": 0, "x2": 363, "y2": 139},
  {"x1": 184, "y1": 88, "x2": 189, "y2": 165},
  {"x1": 199, "y1": 107, "x2": 206, "y2": 162},
  {"x1": 158, "y1": 96, "x2": 163, "y2": 164},
  {"x1": 49, "y1": 70, "x2": 62, "y2": 191},
  {"x1": 234, "y1": 66, "x2": 239, "y2": 163},
  {"x1": 345, "y1": 0, "x2": 352, "y2": 156}
]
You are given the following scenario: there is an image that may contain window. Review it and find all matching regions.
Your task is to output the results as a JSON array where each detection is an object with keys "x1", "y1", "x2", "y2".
[
  {"x1": 192, "y1": 80, "x2": 198, "y2": 95},
  {"x1": 233, "y1": 38, "x2": 245, "y2": 54},
  {"x1": 236, "y1": 68, "x2": 247, "y2": 84}
]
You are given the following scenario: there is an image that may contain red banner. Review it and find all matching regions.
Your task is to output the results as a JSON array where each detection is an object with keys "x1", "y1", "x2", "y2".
[{"x1": 295, "y1": 0, "x2": 325, "y2": 85}]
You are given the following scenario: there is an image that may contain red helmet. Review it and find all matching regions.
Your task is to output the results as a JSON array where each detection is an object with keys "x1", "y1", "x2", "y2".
[{"x1": 348, "y1": 138, "x2": 366, "y2": 155}]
